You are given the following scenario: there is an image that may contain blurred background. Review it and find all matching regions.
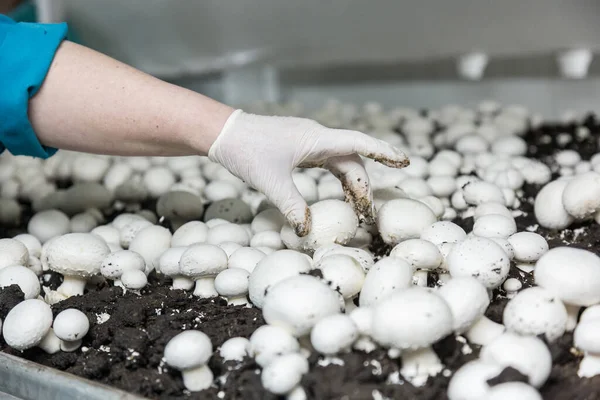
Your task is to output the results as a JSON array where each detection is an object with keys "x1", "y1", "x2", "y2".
[{"x1": 4, "y1": 0, "x2": 600, "y2": 117}]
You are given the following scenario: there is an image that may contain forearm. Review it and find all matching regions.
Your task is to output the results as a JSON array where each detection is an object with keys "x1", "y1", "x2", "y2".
[{"x1": 29, "y1": 41, "x2": 234, "y2": 157}]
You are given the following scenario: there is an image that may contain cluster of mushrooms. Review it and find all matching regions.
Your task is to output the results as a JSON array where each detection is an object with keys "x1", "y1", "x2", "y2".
[{"x1": 1, "y1": 99, "x2": 600, "y2": 400}]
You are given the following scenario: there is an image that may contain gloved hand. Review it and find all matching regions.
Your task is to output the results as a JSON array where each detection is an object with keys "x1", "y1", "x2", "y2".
[{"x1": 208, "y1": 109, "x2": 410, "y2": 237}]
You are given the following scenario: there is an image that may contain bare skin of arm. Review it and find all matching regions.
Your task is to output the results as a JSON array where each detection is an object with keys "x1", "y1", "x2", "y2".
[{"x1": 29, "y1": 40, "x2": 234, "y2": 157}]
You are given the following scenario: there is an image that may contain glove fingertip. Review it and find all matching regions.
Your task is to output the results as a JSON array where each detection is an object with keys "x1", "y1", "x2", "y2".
[{"x1": 288, "y1": 206, "x2": 312, "y2": 237}]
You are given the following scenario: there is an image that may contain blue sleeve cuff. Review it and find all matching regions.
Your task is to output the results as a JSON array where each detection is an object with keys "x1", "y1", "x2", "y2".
[{"x1": 0, "y1": 18, "x2": 68, "y2": 159}]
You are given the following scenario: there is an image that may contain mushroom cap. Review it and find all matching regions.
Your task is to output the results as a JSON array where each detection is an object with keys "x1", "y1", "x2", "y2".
[
  {"x1": 250, "y1": 230, "x2": 284, "y2": 250},
  {"x1": 227, "y1": 247, "x2": 266, "y2": 273},
  {"x1": 179, "y1": 244, "x2": 228, "y2": 279},
  {"x1": 204, "y1": 198, "x2": 253, "y2": 224},
  {"x1": 12, "y1": 234, "x2": 42, "y2": 259},
  {"x1": 171, "y1": 221, "x2": 209, "y2": 247},
  {"x1": 218, "y1": 241, "x2": 243, "y2": 257},
  {"x1": 119, "y1": 219, "x2": 153, "y2": 248},
  {"x1": 121, "y1": 269, "x2": 148, "y2": 290},
  {"x1": 90, "y1": 225, "x2": 121, "y2": 245},
  {"x1": 219, "y1": 337, "x2": 250, "y2": 362},
  {"x1": 447, "y1": 360, "x2": 504, "y2": 400},
  {"x1": 53, "y1": 309, "x2": 90, "y2": 341},
  {"x1": 298, "y1": 199, "x2": 359, "y2": 252},
  {"x1": 472, "y1": 214, "x2": 517, "y2": 239},
  {"x1": 261, "y1": 353, "x2": 309, "y2": 395},
  {"x1": 488, "y1": 237, "x2": 515, "y2": 260},
  {"x1": 419, "y1": 221, "x2": 467, "y2": 246},
  {"x1": 214, "y1": 268, "x2": 250, "y2": 297},
  {"x1": 480, "y1": 332, "x2": 552, "y2": 388},
  {"x1": 462, "y1": 181, "x2": 506, "y2": 206},
  {"x1": 562, "y1": 172, "x2": 600, "y2": 219},
  {"x1": 0, "y1": 238, "x2": 29, "y2": 269},
  {"x1": 314, "y1": 245, "x2": 374, "y2": 272},
  {"x1": 473, "y1": 202, "x2": 513, "y2": 221},
  {"x1": 158, "y1": 247, "x2": 188, "y2": 276},
  {"x1": 371, "y1": 286, "x2": 453, "y2": 350},
  {"x1": 128, "y1": 225, "x2": 172, "y2": 273},
  {"x1": 349, "y1": 307, "x2": 373, "y2": 336},
  {"x1": 164, "y1": 330, "x2": 213, "y2": 370},
  {"x1": 534, "y1": 246, "x2": 600, "y2": 306},
  {"x1": 316, "y1": 254, "x2": 365, "y2": 299},
  {"x1": 487, "y1": 382, "x2": 542, "y2": 400},
  {"x1": 111, "y1": 213, "x2": 146, "y2": 231},
  {"x1": 503, "y1": 287, "x2": 568, "y2": 342},
  {"x1": 507, "y1": 232, "x2": 549, "y2": 263},
  {"x1": 207, "y1": 223, "x2": 250, "y2": 246},
  {"x1": 534, "y1": 179, "x2": 574, "y2": 230},
  {"x1": 390, "y1": 239, "x2": 442, "y2": 271},
  {"x1": 0, "y1": 265, "x2": 40, "y2": 300},
  {"x1": 248, "y1": 249, "x2": 312, "y2": 308},
  {"x1": 262, "y1": 275, "x2": 342, "y2": 337},
  {"x1": 377, "y1": 198, "x2": 437, "y2": 245},
  {"x1": 580, "y1": 304, "x2": 600, "y2": 323},
  {"x1": 446, "y1": 237, "x2": 510, "y2": 289},
  {"x1": 100, "y1": 250, "x2": 146, "y2": 279},
  {"x1": 44, "y1": 233, "x2": 110, "y2": 277},
  {"x1": 249, "y1": 325, "x2": 300, "y2": 367},
  {"x1": 359, "y1": 257, "x2": 413, "y2": 307},
  {"x1": 3, "y1": 299, "x2": 53, "y2": 350},
  {"x1": 156, "y1": 191, "x2": 204, "y2": 221},
  {"x1": 251, "y1": 208, "x2": 285, "y2": 234},
  {"x1": 574, "y1": 319, "x2": 600, "y2": 353},
  {"x1": 437, "y1": 276, "x2": 489, "y2": 334},
  {"x1": 310, "y1": 314, "x2": 359, "y2": 355}
]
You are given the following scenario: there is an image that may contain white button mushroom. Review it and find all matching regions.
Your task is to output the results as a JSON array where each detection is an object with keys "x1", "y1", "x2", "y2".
[
  {"x1": 12, "y1": 233, "x2": 42, "y2": 259},
  {"x1": 119, "y1": 219, "x2": 153, "y2": 249},
  {"x1": 377, "y1": 198, "x2": 438, "y2": 245},
  {"x1": 2, "y1": 299, "x2": 59, "y2": 354},
  {"x1": 507, "y1": 232, "x2": 549, "y2": 263},
  {"x1": 158, "y1": 247, "x2": 194, "y2": 290},
  {"x1": 207, "y1": 223, "x2": 250, "y2": 246},
  {"x1": 472, "y1": 214, "x2": 517, "y2": 239},
  {"x1": 227, "y1": 247, "x2": 266, "y2": 273},
  {"x1": 462, "y1": 181, "x2": 506, "y2": 206},
  {"x1": 250, "y1": 230, "x2": 285, "y2": 250},
  {"x1": 487, "y1": 382, "x2": 543, "y2": 400},
  {"x1": 164, "y1": 330, "x2": 213, "y2": 392},
  {"x1": 69, "y1": 212, "x2": 100, "y2": 233},
  {"x1": 310, "y1": 314, "x2": 358, "y2": 355},
  {"x1": 204, "y1": 198, "x2": 253, "y2": 225},
  {"x1": 390, "y1": 239, "x2": 442, "y2": 287},
  {"x1": 535, "y1": 246, "x2": 600, "y2": 330},
  {"x1": 219, "y1": 337, "x2": 250, "y2": 362},
  {"x1": 574, "y1": 311, "x2": 600, "y2": 377},
  {"x1": 249, "y1": 325, "x2": 300, "y2": 367},
  {"x1": 100, "y1": 250, "x2": 146, "y2": 287},
  {"x1": 349, "y1": 307, "x2": 377, "y2": 353},
  {"x1": 43, "y1": 233, "x2": 110, "y2": 298},
  {"x1": 419, "y1": 221, "x2": 467, "y2": 246},
  {"x1": 315, "y1": 254, "x2": 365, "y2": 311},
  {"x1": 171, "y1": 221, "x2": 209, "y2": 247},
  {"x1": 251, "y1": 208, "x2": 285, "y2": 234},
  {"x1": 447, "y1": 360, "x2": 504, "y2": 400},
  {"x1": 503, "y1": 277, "x2": 523, "y2": 299},
  {"x1": 0, "y1": 238, "x2": 29, "y2": 269},
  {"x1": 261, "y1": 353, "x2": 309, "y2": 395},
  {"x1": 534, "y1": 179, "x2": 574, "y2": 229},
  {"x1": 128, "y1": 225, "x2": 172, "y2": 274},
  {"x1": 262, "y1": 275, "x2": 342, "y2": 337},
  {"x1": 156, "y1": 191, "x2": 204, "y2": 230},
  {"x1": 0, "y1": 265, "x2": 40, "y2": 300},
  {"x1": 143, "y1": 166, "x2": 176, "y2": 198},
  {"x1": 179, "y1": 244, "x2": 228, "y2": 298},
  {"x1": 313, "y1": 245, "x2": 374, "y2": 273},
  {"x1": 503, "y1": 287, "x2": 567, "y2": 342},
  {"x1": 218, "y1": 241, "x2": 243, "y2": 257},
  {"x1": 473, "y1": 202, "x2": 513, "y2": 221},
  {"x1": 53, "y1": 308, "x2": 90, "y2": 352},
  {"x1": 561, "y1": 172, "x2": 600, "y2": 218},
  {"x1": 121, "y1": 269, "x2": 148, "y2": 293},
  {"x1": 371, "y1": 287, "x2": 453, "y2": 386},
  {"x1": 248, "y1": 250, "x2": 312, "y2": 308},
  {"x1": 446, "y1": 237, "x2": 510, "y2": 289},
  {"x1": 214, "y1": 268, "x2": 250, "y2": 306},
  {"x1": 359, "y1": 257, "x2": 413, "y2": 307},
  {"x1": 90, "y1": 225, "x2": 121, "y2": 246},
  {"x1": 479, "y1": 332, "x2": 552, "y2": 388}
]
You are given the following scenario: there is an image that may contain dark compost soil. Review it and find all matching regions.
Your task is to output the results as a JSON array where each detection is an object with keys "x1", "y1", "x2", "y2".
[{"x1": 3, "y1": 114, "x2": 600, "y2": 399}]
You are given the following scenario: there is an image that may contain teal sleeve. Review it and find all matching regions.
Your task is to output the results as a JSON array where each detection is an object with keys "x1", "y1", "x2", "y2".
[{"x1": 0, "y1": 14, "x2": 68, "y2": 158}]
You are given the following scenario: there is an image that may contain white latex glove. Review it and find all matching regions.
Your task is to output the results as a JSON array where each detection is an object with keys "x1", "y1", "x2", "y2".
[{"x1": 208, "y1": 109, "x2": 410, "y2": 237}]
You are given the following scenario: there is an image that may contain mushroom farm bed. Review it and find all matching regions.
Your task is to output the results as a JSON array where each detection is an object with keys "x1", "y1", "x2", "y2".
[{"x1": 1, "y1": 103, "x2": 600, "y2": 400}]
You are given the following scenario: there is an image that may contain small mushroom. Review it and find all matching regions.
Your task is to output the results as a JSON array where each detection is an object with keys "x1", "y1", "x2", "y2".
[
  {"x1": 158, "y1": 247, "x2": 194, "y2": 290},
  {"x1": 310, "y1": 314, "x2": 359, "y2": 355},
  {"x1": 315, "y1": 254, "x2": 365, "y2": 311},
  {"x1": 0, "y1": 265, "x2": 40, "y2": 300},
  {"x1": 214, "y1": 268, "x2": 250, "y2": 306},
  {"x1": 128, "y1": 225, "x2": 172, "y2": 274},
  {"x1": 390, "y1": 239, "x2": 442, "y2": 287},
  {"x1": 447, "y1": 360, "x2": 504, "y2": 400},
  {"x1": 227, "y1": 247, "x2": 266, "y2": 273},
  {"x1": 53, "y1": 309, "x2": 90, "y2": 352},
  {"x1": 359, "y1": 257, "x2": 413, "y2": 307},
  {"x1": 261, "y1": 353, "x2": 309, "y2": 396},
  {"x1": 171, "y1": 221, "x2": 209, "y2": 247},
  {"x1": 377, "y1": 198, "x2": 437, "y2": 245},
  {"x1": 2, "y1": 299, "x2": 60, "y2": 354},
  {"x1": 219, "y1": 337, "x2": 251, "y2": 362},
  {"x1": 534, "y1": 179, "x2": 574, "y2": 229},
  {"x1": 249, "y1": 325, "x2": 300, "y2": 367},
  {"x1": 164, "y1": 330, "x2": 213, "y2": 392},
  {"x1": 179, "y1": 244, "x2": 228, "y2": 298},
  {"x1": 121, "y1": 269, "x2": 148, "y2": 294},
  {"x1": 0, "y1": 238, "x2": 29, "y2": 269},
  {"x1": 100, "y1": 250, "x2": 146, "y2": 287},
  {"x1": 207, "y1": 223, "x2": 250, "y2": 246},
  {"x1": 156, "y1": 191, "x2": 204, "y2": 230}
]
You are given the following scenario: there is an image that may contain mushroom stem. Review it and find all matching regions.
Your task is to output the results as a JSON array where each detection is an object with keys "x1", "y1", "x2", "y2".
[
  {"x1": 182, "y1": 365, "x2": 214, "y2": 391},
  {"x1": 353, "y1": 336, "x2": 377, "y2": 353},
  {"x1": 60, "y1": 339, "x2": 83, "y2": 352},
  {"x1": 38, "y1": 329, "x2": 61, "y2": 354},
  {"x1": 286, "y1": 385, "x2": 307, "y2": 400},
  {"x1": 400, "y1": 347, "x2": 444, "y2": 387},
  {"x1": 565, "y1": 304, "x2": 581, "y2": 331},
  {"x1": 227, "y1": 295, "x2": 248, "y2": 306},
  {"x1": 465, "y1": 316, "x2": 505, "y2": 346},
  {"x1": 172, "y1": 276, "x2": 195, "y2": 291},
  {"x1": 57, "y1": 275, "x2": 87, "y2": 297},
  {"x1": 578, "y1": 353, "x2": 600, "y2": 378},
  {"x1": 413, "y1": 270, "x2": 428, "y2": 287},
  {"x1": 193, "y1": 277, "x2": 218, "y2": 298}
]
